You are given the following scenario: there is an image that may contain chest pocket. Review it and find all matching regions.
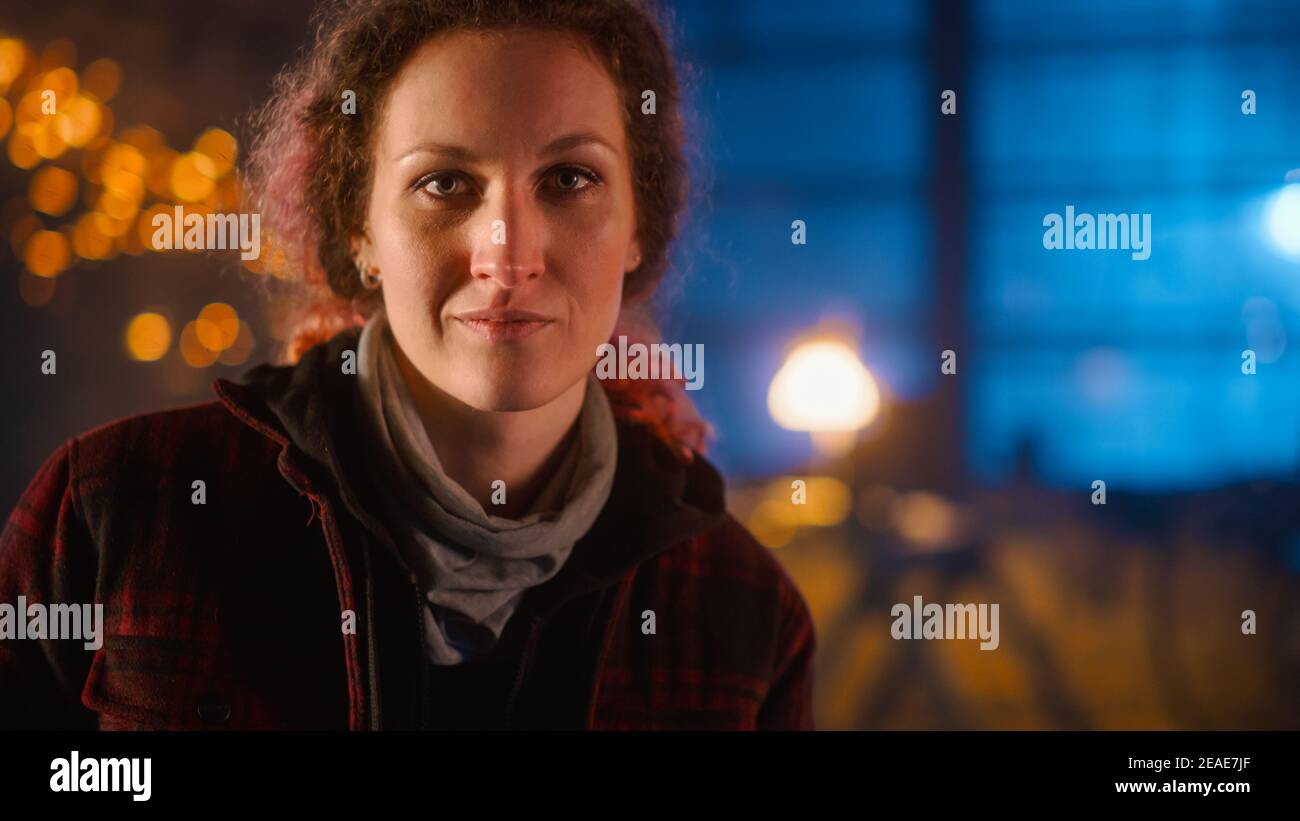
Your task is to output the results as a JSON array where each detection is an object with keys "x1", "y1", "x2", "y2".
[{"x1": 84, "y1": 634, "x2": 242, "y2": 730}]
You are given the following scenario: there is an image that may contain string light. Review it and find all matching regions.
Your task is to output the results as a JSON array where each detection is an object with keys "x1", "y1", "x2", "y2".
[
  {"x1": 2, "y1": 32, "x2": 261, "y2": 369},
  {"x1": 28, "y1": 166, "x2": 77, "y2": 216},
  {"x1": 24, "y1": 228, "x2": 70, "y2": 277},
  {"x1": 124, "y1": 311, "x2": 171, "y2": 361},
  {"x1": 195, "y1": 302, "x2": 239, "y2": 352}
]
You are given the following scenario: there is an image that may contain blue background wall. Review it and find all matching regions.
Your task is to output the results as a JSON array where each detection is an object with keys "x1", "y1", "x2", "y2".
[{"x1": 667, "y1": 0, "x2": 1300, "y2": 490}]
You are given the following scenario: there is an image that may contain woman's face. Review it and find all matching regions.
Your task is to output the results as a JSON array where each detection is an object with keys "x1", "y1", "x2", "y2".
[{"x1": 358, "y1": 28, "x2": 641, "y2": 412}]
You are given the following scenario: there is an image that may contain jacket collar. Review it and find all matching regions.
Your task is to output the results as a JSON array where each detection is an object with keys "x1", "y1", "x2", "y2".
[{"x1": 212, "y1": 325, "x2": 728, "y2": 612}]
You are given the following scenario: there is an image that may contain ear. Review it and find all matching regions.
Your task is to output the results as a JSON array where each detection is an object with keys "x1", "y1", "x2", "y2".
[
  {"x1": 350, "y1": 226, "x2": 373, "y2": 268},
  {"x1": 624, "y1": 237, "x2": 643, "y2": 272}
]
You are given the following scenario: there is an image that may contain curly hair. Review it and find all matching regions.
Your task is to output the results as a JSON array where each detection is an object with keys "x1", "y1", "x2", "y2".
[{"x1": 243, "y1": 0, "x2": 710, "y2": 456}]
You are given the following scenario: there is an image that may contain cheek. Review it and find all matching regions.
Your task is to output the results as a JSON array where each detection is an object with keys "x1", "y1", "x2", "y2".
[
  {"x1": 575, "y1": 276, "x2": 624, "y2": 351},
  {"x1": 553, "y1": 198, "x2": 635, "y2": 298},
  {"x1": 560, "y1": 192, "x2": 635, "y2": 254},
  {"x1": 556, "y1": 226, "x2": 627, "y2": 341},
  {"x1": 372, "y1": 211, "x2": 465, "y2": 309}
]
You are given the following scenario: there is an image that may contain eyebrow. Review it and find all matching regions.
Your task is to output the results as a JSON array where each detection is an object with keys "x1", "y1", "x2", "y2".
[
  {"x1": 539, "y1": 131, "x2": 617, "y2": 156},
  {"x1": 395, "y1": 131, "x2": 618, "y2": 163}
]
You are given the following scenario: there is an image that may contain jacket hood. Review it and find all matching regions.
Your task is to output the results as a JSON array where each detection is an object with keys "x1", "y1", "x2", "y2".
[{"x1": 212, "y1": 325, "x2": 729, "y2": 614}]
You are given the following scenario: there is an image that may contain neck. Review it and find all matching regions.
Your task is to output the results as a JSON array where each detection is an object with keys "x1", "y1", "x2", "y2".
[{"x1": 391, "y1": 346, "x2": 587, "y2": 519}]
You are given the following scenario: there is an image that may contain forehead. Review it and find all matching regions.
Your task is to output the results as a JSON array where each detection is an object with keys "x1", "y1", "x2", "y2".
[{"x1": 377, "y1": 28, "x2": 627, "y2": 160}]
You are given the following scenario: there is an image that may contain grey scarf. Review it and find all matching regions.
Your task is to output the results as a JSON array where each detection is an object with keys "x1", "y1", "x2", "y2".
[{"x1": 354, "y1": 311, "x2": 618, "y2": 665}]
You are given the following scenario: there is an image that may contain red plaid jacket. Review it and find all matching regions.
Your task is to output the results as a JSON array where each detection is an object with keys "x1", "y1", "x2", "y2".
[{"x1": 0, "y1": 328, "x2": 816, "y2": 730}]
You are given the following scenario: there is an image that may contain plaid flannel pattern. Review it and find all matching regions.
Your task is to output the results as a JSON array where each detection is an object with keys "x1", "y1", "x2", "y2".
[{"x1": 1, "y1": 376, "x2": 815, "y2": 730}]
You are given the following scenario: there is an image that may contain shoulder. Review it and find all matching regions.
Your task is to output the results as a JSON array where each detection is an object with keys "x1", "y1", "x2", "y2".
[
  {"x1": 12, "y1": 400, "x2": 285, "y2": 530},
  {"x1": 3, "y1": 396, "x2": 276, "y2": 586},
  {"x1": 64, "y1": 399, "x2": 277, "y2": 482},
  {"x1": 697, "y1": 514, "x2": 813, "y2": 629},
  {"x1": 635, "y1": 512, "x2": 816, "y2": 652},
  {"x1": 680, "y1": 513, "x2": 801, "y2": 592},
  {"x1": 604, "y1": 511, "x2": 817, "y2": 728}
]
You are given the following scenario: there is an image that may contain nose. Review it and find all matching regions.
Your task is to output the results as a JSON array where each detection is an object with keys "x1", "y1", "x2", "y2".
[{"x1": 469, "y1": 193, "x2": 545, "y2": 288}]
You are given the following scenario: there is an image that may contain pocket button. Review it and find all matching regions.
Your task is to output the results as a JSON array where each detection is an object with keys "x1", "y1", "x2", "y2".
[{"x1": 195, "y1": 698, "x2": 232, "y2": 725}]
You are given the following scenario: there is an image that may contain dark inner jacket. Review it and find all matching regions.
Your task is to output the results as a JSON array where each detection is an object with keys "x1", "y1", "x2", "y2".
[{"x1": 0, "y1": 327, "x2": 817, "y2": 730}]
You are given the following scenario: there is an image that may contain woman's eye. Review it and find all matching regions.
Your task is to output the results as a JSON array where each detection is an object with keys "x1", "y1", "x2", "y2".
[
  {"x1": 421, "y1": 172, "x2": 468, "y2": 197},
  {"x1": 550, "y1": 166, "x2": 598, "y2": 193},
  {"x1": 417, "y1": 168, "x2": 598, "y2": 199}
]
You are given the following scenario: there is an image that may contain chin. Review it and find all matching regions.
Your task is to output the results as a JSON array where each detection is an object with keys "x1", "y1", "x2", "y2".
[{"x1": 452, "y1": 370, "x2": 574, "y2": 413}]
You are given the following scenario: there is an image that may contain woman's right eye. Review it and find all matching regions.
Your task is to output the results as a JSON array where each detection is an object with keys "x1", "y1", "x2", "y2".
[{"x1": 419, "y1": 172, "x2": 470, "y2": 198}]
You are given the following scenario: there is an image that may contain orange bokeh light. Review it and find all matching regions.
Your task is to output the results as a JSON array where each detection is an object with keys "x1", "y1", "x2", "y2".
[
  {"x1": 180, "y1": 320, "x2": 219, "y2": 367},
  {"x1": 196, "y1": 302, "x2": 240, "y2": 351},
  {"x1": 125, "y1": 312, "x2": 172, "y2": 361},
  {"x1": 170, "y1": 151, "x2": 217, "y2": 202},
  {"x1": 29, "y1": 166, "x2": 77, "y2": 216},
  {"x1": 194, "y1": 128, "x2": 237, "y2": 177},
  {"x1": 81, "y1": 58, "x2": 120, "y2": 102},
  {"x1": 24, "y1": 228, "x2": 71, "y2": 277}
]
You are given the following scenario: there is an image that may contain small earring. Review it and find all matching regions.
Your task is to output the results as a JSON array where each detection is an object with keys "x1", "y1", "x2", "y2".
[{"x1": 358, "y1": 263, "x2": 382, "y2": 289}]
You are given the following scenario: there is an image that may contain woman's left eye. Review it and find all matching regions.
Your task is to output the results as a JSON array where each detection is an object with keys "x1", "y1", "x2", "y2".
[{"x1": 548, "y1": 166, "x2": 599, "y2": 193}]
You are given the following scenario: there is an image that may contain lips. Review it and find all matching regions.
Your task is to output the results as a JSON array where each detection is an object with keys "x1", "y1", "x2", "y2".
[{"x1": 453, "y1": 308, "x2": 554, "y2": 343}]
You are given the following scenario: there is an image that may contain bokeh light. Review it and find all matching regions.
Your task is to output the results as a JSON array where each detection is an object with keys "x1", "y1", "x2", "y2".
[
  {"x1": 893, "y1": 491, "x2": 963, "y2": 551},
  {"x1": 23, "y1": 228, "x2": 70, "y2": 277},
  {"x1": 55, "y1": 94, "x2": 102, "y2": 148},
  {"x1": 748, "y1": 498, "x2": 797, "y2": 549},
  {"x1": 37, "y1": 66, "x2": 78, "y2": 99},
  {"x1": 15, "y1": 89, "x2": 43, "y2": 125},
  {"x1": 119, "y1": 124, "x2": 162, "y2": 154},
  {"x1": 73, "y1": 211, "x2": 113, "y2": 259},
  {"x1": 194, "y1": 128, "x2": 236, "y2": 177},
  {"x1": 100, "y1": 141, "x2": 146, "y2": 180},
  {"x1": 124, "y1": 311, "x2": 171, "y2": 361},
  {"x1": 0, "y1": 38, "x2": 29, "y2": 90},
  {"x1": 37, "y1": 37, "x2": 75, "y2": 73},
  {"x1": 170, "y1": 151, "x2": 216, "y2": 202},
  {"x1": 138, "y1": 202, "x2": 172, "y2": 251},
  {"x1": 1265, "y1": 183, "x2": 1300, "y2": 258},
  {"x1": 218, "y1": 321, "x2": 255, "y2": 366},
  {"x1": 80, "y1": 58, "x2": 120, "y2": 102},
  {"x1": 31, "y1": 117, "x2": 68, "y2": 159},
  {"x1": 746, "y1": 475, "x2": 853, "y2": 549},
  {"x1": 28, "y1": 166, "x2": 77, "y2": 216},
  {"x1": 179, "y1": 320, "x2": 219, "y2": 367},
  {"x1": 96, "y1": 187, "x2": 138, "y2": 222},
  {"x1": 768, "y1": 338, "x2": 881, "y2": 432},
  {"x1": 195, "y1": 302, "x2": 239, "y2": 351},
  {"x1": 144, "y1": 148, "x2": 177, "y2": 198},
  {"x1": 8, "y1": 124, "x2": 41, "y2": 168}
]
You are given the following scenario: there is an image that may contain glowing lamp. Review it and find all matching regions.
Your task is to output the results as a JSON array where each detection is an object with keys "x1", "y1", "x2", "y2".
[
  {"x1": 1265, "y1": 183, "x2": 1300, "y2": 258},
  {"x1": 767, "y1": 339, "x2": 880, "y2": 434}
]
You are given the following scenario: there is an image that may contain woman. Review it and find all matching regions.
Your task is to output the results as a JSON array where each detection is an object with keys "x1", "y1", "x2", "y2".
[{"x1": 0, "y1": 0, "x2": 815, "y2": 730}]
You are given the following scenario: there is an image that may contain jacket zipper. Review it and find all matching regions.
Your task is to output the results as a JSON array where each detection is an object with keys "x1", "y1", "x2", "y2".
[
  {"x1": 414, "y1": 580, "x2": 429, "y2": 730},
  {"x1": 361, "y1": 542, "x2": 381, "y2": 730},
  {"x1": 307, "y1": 493, "x2": 368, "y2": 731},
  {"x1": 502, "y1": 616, "x2": 546, "y2": 730}
]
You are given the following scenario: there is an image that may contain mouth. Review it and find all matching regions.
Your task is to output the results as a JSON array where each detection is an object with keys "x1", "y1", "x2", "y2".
[{"x1": 453, "y1": 308, "x2": 555, "y2": 343}]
